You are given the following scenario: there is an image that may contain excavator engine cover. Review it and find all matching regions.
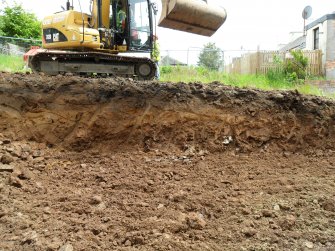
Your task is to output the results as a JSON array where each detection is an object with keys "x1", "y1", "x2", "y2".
[{"x1": 159, "y1": 0, "x2": 227, "y2": 36}]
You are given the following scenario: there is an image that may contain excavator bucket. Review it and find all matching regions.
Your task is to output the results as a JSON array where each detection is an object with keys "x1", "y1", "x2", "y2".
[{"x1": 158, "y1": 0, "x2": 227, "y2": 37}]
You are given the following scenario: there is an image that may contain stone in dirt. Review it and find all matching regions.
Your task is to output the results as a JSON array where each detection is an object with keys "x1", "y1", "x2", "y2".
[
  {"x1": 8, "y1": 176, "x2": 23, "y2": 188},
  {"x1": 124, "y1": 239, "x2": 132, "y2": 246},
  {"x1": 1, "y1": 154, "x2": 14, "y2": 164},
  {"x1": 262, "y1": 209, "x2": 274, "y2": 218},
  {"x1": 243, "y1": 228, "x2": 257, "y2": 237},
  {"x1": 241, "y1": 208, "x2": 251, "y2": 215},
  {"x1": 279, "y1": 215, "x2": 296, "y2": 230},
  {"x1": 32, "y1": 150, "x2": 43, "y2": 158},
  {"x1": 21, "y1": 230, "x2": 38, "y2": 245},
  {"x1": 11, "y1": 167, "x2": 33, "y2": 180},
  {"x1": 304, "y1": 241, "x2": 314, "y2": 249},
  {"x1": 2, "y1": 139, "x2": 11, "y2": 144},
  {"x1": 0, "y1": 164, "x2": 14, "y2": 172},
  {"x1": 186, "y1": 212, "x2": 207, "y2": 229},
  {"x1": 273, "y1": 204, "x2": 281, "y2": 211},
  {"x1": 59, "y1": 243, "x2": 74, "y2": 251},
  {"x1": 21, "y1": 144, "x2": 32, "y2": 153},
  {"x1": 89, "y1": 195, "x2": 103, "y2": 205},
  {"x1": 321, "y1": 199, "x2": 335, "y2": 212},
  {"x1": 0, "y1": 209, "x2": 7, "y2": 218}
]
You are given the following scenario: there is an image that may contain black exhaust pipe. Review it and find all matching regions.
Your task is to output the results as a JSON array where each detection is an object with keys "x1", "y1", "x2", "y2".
[
  {"x1": 97, "y1": 0, "x2": 103, "y2": 28},
  {"x1": 66, "y1": 0, "x2": 70, "y2": 10}
]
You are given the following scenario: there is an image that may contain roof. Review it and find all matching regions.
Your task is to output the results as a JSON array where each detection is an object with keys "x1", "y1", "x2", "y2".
[
  {"x1": 279, "y1": 36, "x2": 306, "y2": 52},
  {"x1": 306, "y1": 13, "x2": 335, "y2": 30},
  {"x1": 160, "y1": 55, "x2": 186, "y2": 66}
]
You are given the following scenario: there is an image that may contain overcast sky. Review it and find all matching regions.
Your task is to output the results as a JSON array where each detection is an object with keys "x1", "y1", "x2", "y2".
[{"x1": 1, "y1": 0, "x2": 333, "y2": 62}]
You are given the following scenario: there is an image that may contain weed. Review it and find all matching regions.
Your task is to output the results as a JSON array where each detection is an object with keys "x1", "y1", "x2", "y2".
[{"x1": 0, "y1": 54, "x2": 25, "y2": 72}]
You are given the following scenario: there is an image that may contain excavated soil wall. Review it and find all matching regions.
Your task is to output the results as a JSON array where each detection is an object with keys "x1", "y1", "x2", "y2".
[
  {"x1": 1, "y1": 73, "x2": 335, "y2": 251},
  {"x1": 1, "y1": 73, "x2": 335, "y2": 153}
]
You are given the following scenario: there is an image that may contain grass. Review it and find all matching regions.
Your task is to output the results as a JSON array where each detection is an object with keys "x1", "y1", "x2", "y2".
[
  {"x1": 0, "y1": 55, "x2": 331, "y2": 98},
  {"x1": 0, "y1": 54, "x2": 25, "y2": 72},
  {"x1": 160, "y1": 65, "x2": 330, "y2": 98}
]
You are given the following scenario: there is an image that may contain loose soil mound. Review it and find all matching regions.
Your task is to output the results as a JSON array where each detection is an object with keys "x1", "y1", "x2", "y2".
[
  {"x1": 0, "y1": 73, "x2": 335, "y2": 251},
  {"x1": 1, "y1": 73, "x2": 335, "y2": 153}
]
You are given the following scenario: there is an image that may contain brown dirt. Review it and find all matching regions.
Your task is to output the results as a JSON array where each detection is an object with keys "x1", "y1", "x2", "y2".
[{"x1": 0, "y1": 73, "x2": 335, "y2": 251}]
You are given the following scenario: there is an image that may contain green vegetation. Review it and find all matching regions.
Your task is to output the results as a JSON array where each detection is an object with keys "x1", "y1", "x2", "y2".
[
  {"x1": 266, "y1": 50, "x2": 309, "y2": 83},
  {"x1": 284, "y1": 50, "x2": 309, "y2": 80},
  {"x1": 0, "y1": 55, "x2": 330, "y2": 98},
  {"x1": 0, "y1": 3, "x2": 41, "y2": 39},
  {"x1": 0, "y1": 54, "x2": 25, "y2": 72},
  {"x1": 160, "y1": 49, "x2": 327, "y2": 97},
  {"x1": 160, "y1": 65, "x2": 329, "y2": 98}
]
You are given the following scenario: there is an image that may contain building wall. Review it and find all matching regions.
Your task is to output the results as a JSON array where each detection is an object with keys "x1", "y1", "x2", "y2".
[
  {"x1": 305, "y1": 20, "x2": 328, "y2": 71},
  {"x1": 305, "y1": 14, "x2": 335, "y2": 80},
  {"x1": 326, "y1": 19, "x2": 335, "y2": 79}
]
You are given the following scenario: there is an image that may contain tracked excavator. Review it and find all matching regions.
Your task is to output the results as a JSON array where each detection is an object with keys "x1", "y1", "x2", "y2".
[{"x1": 25, "y1": 0, "x2": 227, "y2": 80}]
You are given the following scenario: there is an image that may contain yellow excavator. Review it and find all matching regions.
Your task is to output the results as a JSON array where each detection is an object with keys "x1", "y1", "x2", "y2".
[{"x1": 26, "y1": 0, "x2": 227, "y2": 80}]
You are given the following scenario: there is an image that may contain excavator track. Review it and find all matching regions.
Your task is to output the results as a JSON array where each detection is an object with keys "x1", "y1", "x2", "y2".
[{"x1": 28, "y1": 50, "x2": 157, "y2": 80}]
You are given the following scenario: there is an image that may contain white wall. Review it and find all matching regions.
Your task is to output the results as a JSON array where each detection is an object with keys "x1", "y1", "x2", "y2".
[
  {"x1": 306, "y1": 18, "x2": 335, "y2": 79},
  {"x1": 326, "y1": 19, "x2": 335, "y2": 79},
  {"x1": 305, "y1": 20, "x2": 328, "y2": 70}
]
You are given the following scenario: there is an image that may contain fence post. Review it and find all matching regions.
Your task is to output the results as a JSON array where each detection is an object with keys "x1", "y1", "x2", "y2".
[
  {"x1": 318, "y1": 50, "x2": 323, "y2": 76},
  {"x1": 256, "y1": 46, "x2": 260, "y2": 75}
]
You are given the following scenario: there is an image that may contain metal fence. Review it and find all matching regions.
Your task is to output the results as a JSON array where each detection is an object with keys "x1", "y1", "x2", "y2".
[
  {"x1": 161, "y1": 48, "x2": 261, "y2": 72},
  {"x1": 162, "y1": 49, "x2": 324, "y2": 77},
  {"x1": 0, "y1": 36, "x2": 42, "y2": 56},
  {"x1": 0, "y1": 37, "x2": 324, "y2": 77}
]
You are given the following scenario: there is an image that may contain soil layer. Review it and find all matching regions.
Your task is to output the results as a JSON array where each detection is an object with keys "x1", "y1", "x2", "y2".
[{"x1": 0, "y1": 73, "x2": 334, "y2": 250}]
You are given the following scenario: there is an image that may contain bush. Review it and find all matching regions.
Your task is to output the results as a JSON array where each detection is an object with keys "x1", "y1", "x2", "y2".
[
  {"x1": 284, "y1": 50, "x2": 308, "y2": 80},
  {"x1": 160, "y1": 65, "x2": 172, "y2": 74},
  {"x1": 266, "y1": 51, "x2": 309, "y2": 84}
]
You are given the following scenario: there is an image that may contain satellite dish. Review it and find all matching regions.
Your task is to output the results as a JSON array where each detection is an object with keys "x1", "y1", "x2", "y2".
[
  {"x1": 302, "y1": 6, "x2": 312, "y2": 36},
  {"x1": 302, "y1": 6, "x2": 312, "y2": 19}
]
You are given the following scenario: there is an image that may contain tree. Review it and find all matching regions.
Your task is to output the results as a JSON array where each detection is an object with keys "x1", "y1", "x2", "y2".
[
  {"x1": 0, "y1": 3, "x2": 41, "y2": 39},
  {"x1": 0, "y1": 16, "x2": 4, "y2": 36},
  {"x1": 197, "y1": 42, "x2": 223, "y2": 70}
]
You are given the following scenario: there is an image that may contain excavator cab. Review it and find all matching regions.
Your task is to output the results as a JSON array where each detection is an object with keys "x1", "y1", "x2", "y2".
[
  {"x1": 127, "y1": 0, "x2": 154, "y2": 51},
  {"x1": 92, "y1": 0, "x2": 154, "y2": 52},
  {"x1": 159, "y1": 0, "x2": 227, "y2": 36}
]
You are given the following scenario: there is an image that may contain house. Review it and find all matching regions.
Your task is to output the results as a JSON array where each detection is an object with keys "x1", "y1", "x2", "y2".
[
  {"x1": 280, "y1": 12, "x2": 335, "y2": 80},
  {"x1": 160, "y1": 55, "x2": 187, "y2": 66},
  {"x1": 279, "y1": 35, "x2": 306, "y2": 52},
  {"x1": 305, "y1": 13, "x2": 335, "y2": 79}
]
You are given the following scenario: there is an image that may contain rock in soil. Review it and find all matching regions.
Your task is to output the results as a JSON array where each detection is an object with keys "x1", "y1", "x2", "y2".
[
  {"x1": 1, "y1": 154, "x2": 14, "y2": 164},
  {"x1": 0, "y1": 164, "x2": 14, "y2": 172},
  {"x1": 59, "y1": 243, "x2": 74, "y2": 251}
]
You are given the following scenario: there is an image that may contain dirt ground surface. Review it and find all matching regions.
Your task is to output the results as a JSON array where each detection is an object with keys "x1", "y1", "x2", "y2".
[{"x1": 0, "y1": 73, "x2": 335, "y2": 251}]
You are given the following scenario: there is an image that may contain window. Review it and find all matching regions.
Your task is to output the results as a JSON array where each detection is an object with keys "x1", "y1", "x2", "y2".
[
  {"x1": 128, "y1": 0, "x2": 152, "y2": 51},
  {"x1": 313, "y1": 27, "x2": 319, "y2": 50}
]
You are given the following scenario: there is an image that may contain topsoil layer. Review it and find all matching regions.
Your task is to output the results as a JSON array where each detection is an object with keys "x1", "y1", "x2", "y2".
[{"x1": 0, "y1": 73, "x2": 334, "y2": 251}]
